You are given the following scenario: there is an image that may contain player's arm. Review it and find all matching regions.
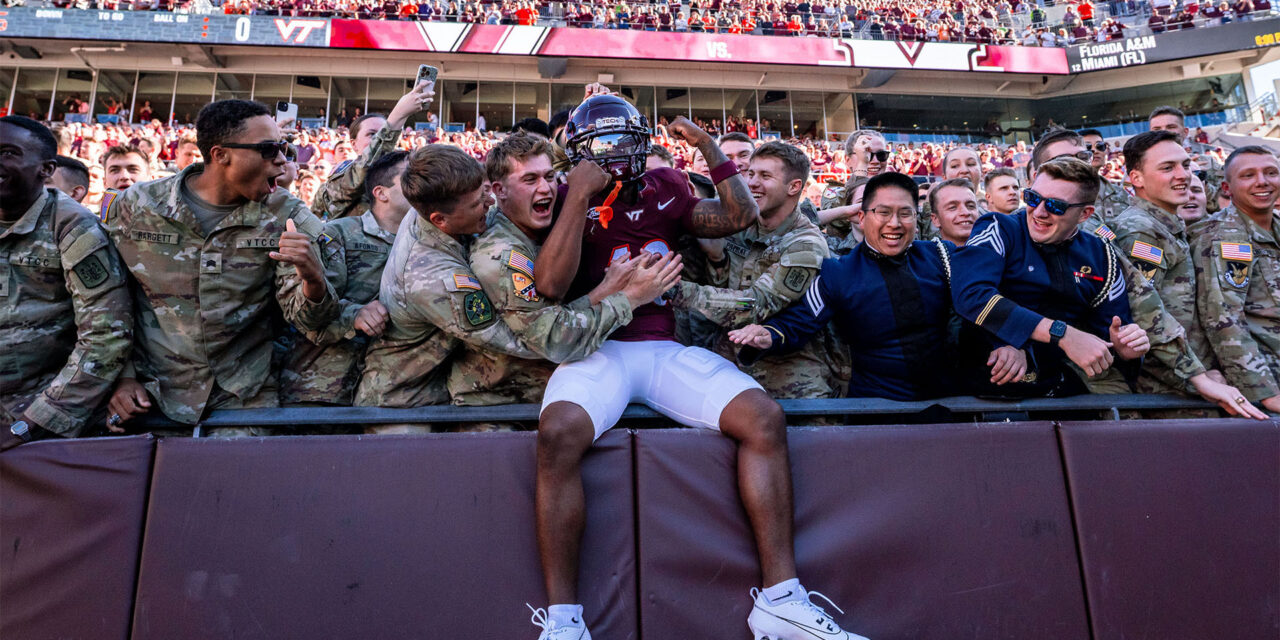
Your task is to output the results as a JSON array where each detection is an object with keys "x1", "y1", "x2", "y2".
[
  {"x1": 23, "y1": 219, "x2": 133, "y2": 437},
  {"x1": 534, "y1": 160, "x2": 612, "y2": 301},
  {"x1": 669, "y1": 117, "x2": 758, "y2": 238}
]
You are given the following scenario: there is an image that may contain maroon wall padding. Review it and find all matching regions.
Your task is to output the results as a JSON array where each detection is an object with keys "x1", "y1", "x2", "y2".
[
  {"x1": 131, "y1": 431, "x2": 637, "y2": 640},
  {"x1": 635, "y1": 425, "x2": 1090, "y2": 640},
  {"x1": 1059, "y1": 419, "x2": 1280, "y2": 640},
  {"x1": 0, "y1": 435, "x2": 155, "y2": 640}
]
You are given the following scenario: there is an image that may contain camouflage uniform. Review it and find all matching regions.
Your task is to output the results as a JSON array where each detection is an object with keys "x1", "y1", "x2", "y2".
[
  {"x1": 0, "y1": 189, "x2": 132, "y2": 436},
  {"x1": 669, "y1": 204, "x2": 843, "y2": 398},
  {"x1": 355, "y1": 213, "x2": 540, "y2": 410},
  {"x1": 311, "y1": 124, "x2": 402, "y2": 220},
  {"x1": 102, "y1": 165, "x2": 340, "y2": 426},
  {"x1": 1110, "y1": 197, "x2": 1214, "y2": 393},
  {"x1": 1095, "y1": 177, "x2": 1131, "y2": 225},
  {"x1": 818, "y1": 176, "x2": 867, "y2": 255},
  {"x1": 279, "y1": 210, "x2": 395, "y2": 406},
  {"x1": 1191, "y1": 206, "x2": 1280, "y2": 403},
  {"x1": 449, "y1": 210, "x2": 635, "y2": 406}
]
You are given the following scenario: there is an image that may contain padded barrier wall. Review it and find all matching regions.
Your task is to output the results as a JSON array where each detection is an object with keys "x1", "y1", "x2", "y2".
[
  {"x1": 1, "y1": 421, "x2": 1277, "y2": 639},
  {"x1": 1059, "y1": 419, "x2": 1280, "y2": 640},
  {"x1": 0, "y1": 435, "x2": 155, "y2": 640}
]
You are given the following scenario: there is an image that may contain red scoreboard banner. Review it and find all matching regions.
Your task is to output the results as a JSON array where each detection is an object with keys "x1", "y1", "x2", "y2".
[{"x1": 329, "y1": 21, "x2": 1071, "y2": 75}]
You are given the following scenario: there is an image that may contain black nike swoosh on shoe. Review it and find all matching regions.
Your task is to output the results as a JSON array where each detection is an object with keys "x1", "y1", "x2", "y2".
[{"x1": 755, "y1": 608, "x2": 844, "y2": 639}]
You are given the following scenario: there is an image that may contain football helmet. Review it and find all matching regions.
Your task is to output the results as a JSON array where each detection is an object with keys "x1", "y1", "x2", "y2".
[{"x1": 564, "y1": 95, "x2": 651, "y2": 184}]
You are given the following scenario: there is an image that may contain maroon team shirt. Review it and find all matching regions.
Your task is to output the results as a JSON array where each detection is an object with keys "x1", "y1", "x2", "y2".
[{"x1": 555, "y1": 167, "x2": 702, "y2": 342}]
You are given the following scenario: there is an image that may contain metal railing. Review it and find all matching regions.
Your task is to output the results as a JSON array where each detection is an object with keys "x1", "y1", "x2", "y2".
[{"x1": 131, "y1": 394, "x2": 1227, "y2": 435}]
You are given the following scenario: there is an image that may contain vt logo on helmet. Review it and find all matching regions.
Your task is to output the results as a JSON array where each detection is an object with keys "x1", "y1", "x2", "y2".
[{"x1": 564, "y1": 95, "x2": 652, "y2": 185}]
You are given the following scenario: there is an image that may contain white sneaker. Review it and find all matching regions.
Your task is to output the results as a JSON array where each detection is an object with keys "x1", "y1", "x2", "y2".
[
  {"x1": 527, "y1": 604, "x2": 592, "y2": 640},
  {"x1": 746, "y1": 586, "x2": 871, "y2": 640}
]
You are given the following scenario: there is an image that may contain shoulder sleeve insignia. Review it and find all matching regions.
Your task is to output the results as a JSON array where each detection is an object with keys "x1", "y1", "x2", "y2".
[
  {"x1": 72, "y1": 253, "x2": 110, "y2": 289},
  {"x1": 507, "y1": 249, "x2": 535, "y2": 276},
  {"x1": 1223, "y1": 260, "x2": 1250, "y2": 289},
  {"x1": 99, "y1": 190, "x2": 118, "y2": 223},
  {"x1": 512, "y1": 272, "x2": 541, "y2": 302},
  {"x1": 319, "y1": 233, "x2": 334, "y2": 245},
  {"x1": 462, "y1": 290, "x2": 495, "y2": 326},
  {"x1": 453, "y1": 273, "x2": 482, "y2": 290},
  {"x1": 1094, "y1": 224, "x2": 1116, "y2": 241},
  {"x1": 1129, "y1": 240, "x2": 1164, "y2": 266}
]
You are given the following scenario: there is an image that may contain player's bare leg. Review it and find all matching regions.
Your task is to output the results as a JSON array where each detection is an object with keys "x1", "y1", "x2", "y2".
[
  {"x1": 717, "y1": 388, "x2": 797, "y2": 585},
  {"x1": 535, "y1": 401, "x2": 597, "y2": 608}
]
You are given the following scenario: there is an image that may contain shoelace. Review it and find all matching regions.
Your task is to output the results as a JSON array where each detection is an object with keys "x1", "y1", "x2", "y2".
[
  {"x1": 527, "y1": 604, "x2": 557, "y2": 633},
  {"x1": 752, "y1": 587, "x2": 846, "y2": 625}
]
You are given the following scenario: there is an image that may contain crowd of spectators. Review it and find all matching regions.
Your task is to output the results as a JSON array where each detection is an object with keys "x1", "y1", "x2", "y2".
[{"x1": 9, "y1": 0, "x2": 1276, "y2": 46}]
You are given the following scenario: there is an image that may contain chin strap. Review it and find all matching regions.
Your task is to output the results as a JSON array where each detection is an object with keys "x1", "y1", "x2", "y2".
[{"x1": 595, "y1": 181, "x2": 624, "y2": 229}]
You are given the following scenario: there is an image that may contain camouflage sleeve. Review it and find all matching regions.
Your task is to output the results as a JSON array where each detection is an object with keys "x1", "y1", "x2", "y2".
[
  {"x1": 277, "y1": 205, "x2": 341, "y2": 333},
  {"x1": 474, "y1": 250, "x2": 633, "y2": 363},
  {"x1": 310, "y1": 124, "x2": 403, "y2": 219},
  {"x1": 1119, "y1": 249, "x2": 1205, "y2": 392},
  {"x1": 408, "y1": 260, "x2": 540, "y2": 359},
  {"x1": 671, "y1": 241, "x2": 825, "y2": 328},
  {"x1": 301, "y1": 226, "x2": 362, "y2": 346},
  {"x1": 23, "y1": 220, "x2": 133, "y2": 436},
  {"x1": 1194, "y1": 238, "x2": 1279, "y2": 401}
]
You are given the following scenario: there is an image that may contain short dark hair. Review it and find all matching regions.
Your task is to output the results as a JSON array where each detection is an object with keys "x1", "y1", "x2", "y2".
[
  {"x1": 1035, "y1": 157, "x2": 1100, "y2": 204},
  {"x1": 53, "y1": 155, "x2": 90, "y2": 190},
  {"x1": 401, "y1": 145, "x2": 485, "y2": 215},
  {"x1": 983, "y1": 167, "x2": 1018, "y2": 191},
  {"x1": 719, "y1": 131, "x2": 755, "y2": 147},
  {"x1": 365, "y1": 150, "x2": 409, "y2": 202},
  {"x1": 0, "y1": 115, "x2": 58, "y2": 160},
  {"x1": 350, "y1": 113, "x2": 387, "y2": 141},
  {"x1": 750, "y1": 140, "x2": 810, "y2": 183},
  {"x1": 485, "y1": 132, "x2": 556, "y2": 183},
  {"x1": 1077, "y1": 128, "x2": 1103, "y2": 139},
  {"x1": 1149, "y1": 105, "x2": 1185, "y2": 125},
  {"x1": 1224, "y1": 145, "x2": 1278, "y2": 178},
  {"x1": 647, "y1": 145, "x2": 675, "y2": 167},
  {"x1": 942, "y1": 146, "x2": 978, "y2": 172},
  {"x1": 1122, "y1": 130, "x2": 1181, "y2": 173},
  {"x1": 513, "y1": 117, "x2": 551, "y2": 138},
  {"x1": 101, "y1": 145, "x2": 148, "y2": 167},
  {"x1": 1031, "y1": 127, "x2": 1081, "y2": 171},
  {"x1": 195, "y1": 99, "x2": 272, "y2": 159},
  {"x1": 863, "y1": 171, "x2": 919, "y2": 211},
  {"x1": 928, "y1": 177, "x2": 975, "y2": 213},
  {"x1": 688, "y1": 171, "x2": 716, "y2": 199}
]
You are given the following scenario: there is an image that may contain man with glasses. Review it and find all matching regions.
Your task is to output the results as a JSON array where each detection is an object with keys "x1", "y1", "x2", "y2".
[
  {"x1": 1029, "y1": 128, "x2": 1117, "y2": 239},
  {"x1": 100, "y1": 99, "x2": 339, "y2": 434},
  {"x1": 728, "y1": 172, "x2": 1032, "y2": 400},
  {"x1": 819, "y1": 129, "x2": 889, "y2": 253},
  {"x1": 1080, "y1": 128, "x2": 1131, "y2": 223}
]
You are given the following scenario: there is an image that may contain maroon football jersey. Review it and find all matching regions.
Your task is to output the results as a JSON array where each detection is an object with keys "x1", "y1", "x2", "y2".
[{"x1": 557, "y1": 167, "x2": 701, "y2": 342}]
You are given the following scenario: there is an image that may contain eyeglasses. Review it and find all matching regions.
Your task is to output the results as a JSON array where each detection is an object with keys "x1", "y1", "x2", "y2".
[
  {"x1": 1023, "y1": 188, "x2": 1091, "y2": 216},
  {"x1": 870, "y1": 150, "x2": 891, "y2": 162},
  {"x1": 1083, "y1": 142, "x2": 1108, "y2": 152},
  {"x1": 866, "y1": 207, "x2": 917, "y2": 222},
  {"x1": 1051, "y1": 151, "x2": 1095, "y2": 163},
  {"x1": 219, "y1": 140, "x2": 289, "y2": 160}
]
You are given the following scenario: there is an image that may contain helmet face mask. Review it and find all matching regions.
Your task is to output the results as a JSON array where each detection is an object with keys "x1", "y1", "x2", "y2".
[{"x1": 565, "y1": 95, "x2": 652, "y2": 184}]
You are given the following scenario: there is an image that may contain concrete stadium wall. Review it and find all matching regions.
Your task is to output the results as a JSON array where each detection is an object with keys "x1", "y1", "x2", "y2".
[{"x1": 1, "y1": 421, "x2": 1276, "y2": 639}]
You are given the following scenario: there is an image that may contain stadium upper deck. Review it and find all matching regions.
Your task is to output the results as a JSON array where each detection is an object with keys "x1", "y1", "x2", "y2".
[{"x1": 2, "y1": 6, "x2": 1278, "y2": 139}]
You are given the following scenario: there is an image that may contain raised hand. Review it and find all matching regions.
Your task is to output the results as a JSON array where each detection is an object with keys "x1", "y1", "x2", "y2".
[
  {"x1": 270, "y1": 218, "x2": 327, "y2": 301},
  {"x1": 1108, "y1": 316, "x2": 1149, "y2": 360}
]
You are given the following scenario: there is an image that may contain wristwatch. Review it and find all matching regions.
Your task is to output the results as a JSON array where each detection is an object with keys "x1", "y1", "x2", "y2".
[
  {"x1": 10, "y1": 421, "x2": 31, "y2": 443},
  {"x1": 1048, "y1": 320, "x2": 1068, "y2": 347}
]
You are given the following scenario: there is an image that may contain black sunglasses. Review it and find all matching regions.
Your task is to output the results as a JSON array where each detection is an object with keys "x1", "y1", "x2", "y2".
[
  {"x1": 1023, "y1": 188, "x2": 1091, "y2": 216},
  {"x1": 1084, "y1": 142, "x2": 1107, "y2": 152},
  {"x1": 870, "y1": 150, "x2": 891, "y2": 162},
  {"x1": 219, "y1": 140, "x2": 289, "y2": 160}
]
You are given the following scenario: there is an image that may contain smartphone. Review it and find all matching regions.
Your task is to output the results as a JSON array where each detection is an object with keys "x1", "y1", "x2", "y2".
[
  {"x1": 416, "y1": 64, "x2": 439, "y2": 88},
  {"x1": 275, "y1": 101, "x2": 298, "y2": 126}
]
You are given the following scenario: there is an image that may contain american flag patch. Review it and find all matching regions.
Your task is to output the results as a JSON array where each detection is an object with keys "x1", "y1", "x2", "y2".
[
  {"x1": 1094, "y1": 224, "x2": 1116, "y2": 241},
  {"x1": 1220, "y1": 242, "x2": 1253, "y2": 262},
  {"x1": 507, "y1": 250, "x2": 535, "y2": 276},
  {"x1": 453, "y1": 273, "x2": 481, "y2": 290},
  {"x1": 1130, "y1": 240, "x2": 1163, "y2": 265}
]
